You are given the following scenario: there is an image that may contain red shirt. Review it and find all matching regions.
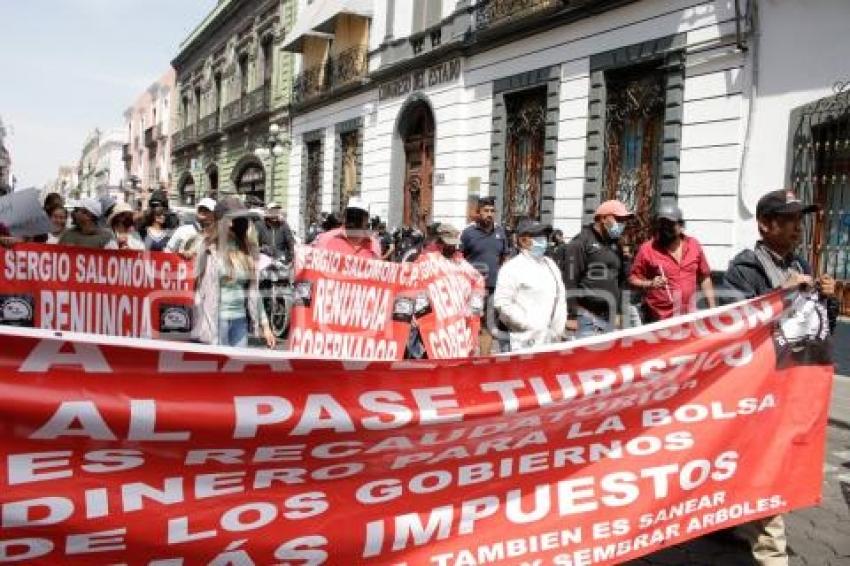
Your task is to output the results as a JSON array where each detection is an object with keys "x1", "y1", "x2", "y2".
[
  {"x1": 630, "y1": 235, "x2": 711, "y2": 320},
  {"x1": 313, "y1": 227, "x2": 381, "y2": 259}
]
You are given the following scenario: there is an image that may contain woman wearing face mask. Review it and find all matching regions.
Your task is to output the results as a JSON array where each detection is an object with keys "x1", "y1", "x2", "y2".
[
  {"x1": 493, "y1": 219, "x2": 567, "y2": 352},
  {"x1": 193, "y1": 197, "x2": 276, "y2": 349}
]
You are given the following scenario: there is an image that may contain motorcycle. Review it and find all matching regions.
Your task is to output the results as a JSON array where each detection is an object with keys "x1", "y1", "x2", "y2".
[{"x1": 258, "y1": 254, "x2": 294, "y2": 340}]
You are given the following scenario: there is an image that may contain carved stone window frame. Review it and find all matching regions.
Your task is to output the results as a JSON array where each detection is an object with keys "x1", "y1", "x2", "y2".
[
  {"x1": 582, "y1": 34, "x2": 686, "y2": 223},
  {"x1": 489, "y1": 65, "x2": 561, "y2": 226}
]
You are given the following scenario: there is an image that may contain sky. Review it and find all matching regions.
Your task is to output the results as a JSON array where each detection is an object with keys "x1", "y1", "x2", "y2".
[{"x1": 0, "y1": 0, "x2": 219, "y2": 189}]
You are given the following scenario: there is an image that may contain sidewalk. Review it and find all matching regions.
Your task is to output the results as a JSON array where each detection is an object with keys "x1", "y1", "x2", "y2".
[
  {"x1": 830, "y1": 374, "x2": 850, "y2": 430},
  {"x1": 829, "y1": 318, "x2": 849, "y2": 429}
]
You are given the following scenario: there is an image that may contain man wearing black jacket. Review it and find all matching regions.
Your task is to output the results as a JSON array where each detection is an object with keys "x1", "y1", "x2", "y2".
[
  {"x1": 724, "y1": 188, "x2": 837, "y2": 566},
  {"x1": 559, "y1": 199, "x2": 633, "y2": 338},
  {"x1": 257, "y1": 203, "x2": 295, "y2": 261}
]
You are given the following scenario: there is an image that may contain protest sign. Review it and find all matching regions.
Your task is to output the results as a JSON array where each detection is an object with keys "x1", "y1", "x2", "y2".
[
  {"x1": 412, "y1": 252, "x2": 485, "y2": 359},
  {"x1": 0, "y1": 289, "x2": 832, "y2": 564},
  {"x1": 0, "y1": 189, "x2": 52, "y2": 237},
  {"x1": 0, "y1": 243, "x2": 194, "y2": 339}
]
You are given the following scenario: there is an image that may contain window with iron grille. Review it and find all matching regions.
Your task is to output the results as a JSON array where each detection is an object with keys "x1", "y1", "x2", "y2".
[
  {"x1": 602, "y1": 63, "x2": 666, "y2": 246},
  {"x1": 503, "y1": 87, "x2": 547, "y2": 227},
  {"x1": 788, "y1": 84, "x2": 850, "y2": 315}
]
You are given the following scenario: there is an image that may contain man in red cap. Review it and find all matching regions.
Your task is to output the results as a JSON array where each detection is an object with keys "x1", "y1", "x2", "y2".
[{"x1": 561, "y1": 199, "x2": 633, "y2": 338}]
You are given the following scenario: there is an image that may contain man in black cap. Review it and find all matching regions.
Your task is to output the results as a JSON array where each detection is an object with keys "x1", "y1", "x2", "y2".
[
  {"x1": 726, "y1": 189, "x2": 836, "y2": 302},
  {"x1": 724, "y1": 188, "x2": 836, "y2": 566},
  {"x1": 460, "y1": 196, "x2": 510, "y2": 354},
  {"x1": 493, "y1": 219, "x2": 566, "y2": 351}
]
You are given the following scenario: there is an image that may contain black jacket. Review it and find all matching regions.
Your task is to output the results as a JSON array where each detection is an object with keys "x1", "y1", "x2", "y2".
[
  {"x1": 559, "y1": 225, "x2": 627, "y2": 320},
  {"x1": 725, "y1": 248, "x2": 838, "y2": 332},
  {"x1": 256, "y1": 220, "x2": 295, "y2": 261}
]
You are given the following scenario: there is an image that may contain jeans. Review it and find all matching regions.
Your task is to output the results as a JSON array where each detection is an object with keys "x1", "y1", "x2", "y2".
[
  {"x1": 219, "y1": 317, "x2": 249, "y2": 348},
  {"x1": 575, "y1": 309, "x2": 614, "y2": 339}
]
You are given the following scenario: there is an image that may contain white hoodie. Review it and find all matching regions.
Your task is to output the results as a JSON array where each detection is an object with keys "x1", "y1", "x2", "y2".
[{"x1": 493, "y1": 251, "x2": 567, "y2": 351}]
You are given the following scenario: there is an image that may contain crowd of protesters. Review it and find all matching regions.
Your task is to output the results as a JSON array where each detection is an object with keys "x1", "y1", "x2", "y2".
[{"x1": 0, "y1": 181, "x2": 840, "y2": 565}]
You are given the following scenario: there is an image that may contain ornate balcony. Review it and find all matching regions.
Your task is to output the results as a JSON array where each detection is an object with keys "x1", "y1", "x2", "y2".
[
  {"x1": 292, "y1": 46, "x2": 368, "y2": 105},
  {"x1": 171, "y1": 124, "x2": 196, "y2": 153},
  {"x1": 197, "y1": 112, "x2": 221, "y2": 141},
  {"x1": 222, "y1": 85, "x2": 271, "y2": 130},
  {"x1": 474, "y1": 0, "x2": 561, "y2": 30}
]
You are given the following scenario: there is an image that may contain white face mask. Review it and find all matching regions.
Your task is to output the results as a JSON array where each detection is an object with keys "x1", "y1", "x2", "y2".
[
  {"x1": 606, "y1": 219, "x2": 625, "y2": 239},
  {"x1": 529, "y1": 237, "x2": 547, "y2": 258}
]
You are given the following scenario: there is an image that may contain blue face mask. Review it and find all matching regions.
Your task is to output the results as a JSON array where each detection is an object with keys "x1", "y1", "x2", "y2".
[
  {"x1": 607, "y1": 220, "x2": 624, "y2": 240},
  {"x1": 529, "y1": 237, "x2": 547, "y2": 258}
]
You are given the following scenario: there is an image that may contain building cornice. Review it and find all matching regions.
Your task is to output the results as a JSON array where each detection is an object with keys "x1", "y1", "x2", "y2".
[{"x1": 293, "y1": 0, "x2": 639, "y2": 116}]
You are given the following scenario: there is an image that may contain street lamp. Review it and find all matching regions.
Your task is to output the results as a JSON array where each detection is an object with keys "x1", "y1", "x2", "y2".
[{"x1": 254, "y1": 122, "x2": 288, "y2": 205}]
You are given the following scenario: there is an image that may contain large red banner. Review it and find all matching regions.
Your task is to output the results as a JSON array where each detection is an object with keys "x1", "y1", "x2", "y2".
[
  {"x1": 0, "y1": 290, "x2": 832, "y2": 564},
  {"x1": 0, "y1": 244, "x2": 194, "y2": 339}
]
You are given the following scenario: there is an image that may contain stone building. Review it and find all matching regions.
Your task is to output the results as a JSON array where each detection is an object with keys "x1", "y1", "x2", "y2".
[
  {"x1": 123, "y1": 69, "x2": 175, "y2": 207},
  {"x1": 170, "y1": 0, "x2": 295, "y2": 208},
  {"x1": 0, "y1": 116, "x2": 11, "y2": 195},
  {"x1": 282, "y1": 0, "x2": 850, "y2": 313},
  {"x1": 76, "y1": 128, "x2": 125, "y2": 200}
]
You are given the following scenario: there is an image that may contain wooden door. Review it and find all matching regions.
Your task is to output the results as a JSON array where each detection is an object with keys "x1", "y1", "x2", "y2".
[{"x1": 402, "y1": 104, "x2": 435, "y2": 230}]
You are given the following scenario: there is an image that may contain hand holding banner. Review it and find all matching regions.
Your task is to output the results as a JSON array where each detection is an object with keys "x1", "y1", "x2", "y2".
[{"x1": 0, "y1": 290, "x2": 833, "y2": 564}]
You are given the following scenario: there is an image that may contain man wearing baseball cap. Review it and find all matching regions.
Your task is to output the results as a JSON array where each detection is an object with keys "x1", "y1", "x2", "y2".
[
  {"x1": 257, "y1": 202, "x2": 296, "y2": 261},
  {"x1": 724, "y1": 188, "x2": 837, "y2": 566},
  {"x1": 313, "y1": 198, "x2": 381, "y2": 258},
  {"x1": 561, "y1": 199, "x2": 633, "y2": 337},
  {"x1": 58, "y1": 197, "x2": 115, "y2": 249},
  {"x1": 628, "y1": 204, "x2": 716, "y2": 321},
  {"x1": 165, "y1": 197, "x2": 217, "y2": 259}
]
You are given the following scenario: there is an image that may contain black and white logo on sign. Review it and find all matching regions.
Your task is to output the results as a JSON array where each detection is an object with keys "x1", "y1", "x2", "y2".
[{"x1": 0, "y1": 295, "x2": 34, "y2": 327}]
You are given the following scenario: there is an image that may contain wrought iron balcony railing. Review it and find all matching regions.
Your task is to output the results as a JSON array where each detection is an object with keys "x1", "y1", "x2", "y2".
[
  {"x1": 292, "y1": 46, "x2": 368, "y2": 105},
  {"x1": 474, "y1": 0, "x2": 561, "y2": 30},
  {"x1": 197, "y1": 112, "x2": 221, "y2": 141},
  {"x1": 222, "y1": 86, "x2": 271, "y2": 130},
  {"x1": 171, "y1": 124, "x2": 196, "y2": 152}
]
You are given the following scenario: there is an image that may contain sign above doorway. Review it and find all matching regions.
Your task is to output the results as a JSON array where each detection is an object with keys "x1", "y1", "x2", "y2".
[{"x1": 378, "y1": 58, "x2": 461, "y2": 101}]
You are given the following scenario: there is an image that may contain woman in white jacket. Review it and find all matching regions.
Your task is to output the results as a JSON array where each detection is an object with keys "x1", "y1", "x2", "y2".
[{"x1": 493, "y1": 220, "x2": 567, "y2": 351}]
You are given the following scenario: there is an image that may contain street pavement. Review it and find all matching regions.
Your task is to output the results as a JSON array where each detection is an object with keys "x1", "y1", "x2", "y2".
[{"x1": 627, "y1": 369, "x2": 850, "y2": 565}]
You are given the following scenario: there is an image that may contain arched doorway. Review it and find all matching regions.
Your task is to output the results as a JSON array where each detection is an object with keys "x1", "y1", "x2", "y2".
[
  {"x1": 178, "y1": 173, "x2": 195, "y2": 206},
  {"x1": 233, "y1": 157, "x2": 266, "y2": 205},
  {"x1": 397, "y1": 99, "x2": 435, "y2": 230},
  {"x1": 206, "y1": 164, "x2": 219, "y2": 200}
]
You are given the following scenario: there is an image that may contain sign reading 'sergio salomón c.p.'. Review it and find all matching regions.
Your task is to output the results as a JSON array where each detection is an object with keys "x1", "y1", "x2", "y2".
[
  {"x1": 379, "y1": 58, "x2": 461, "y2": 100},
  {"x1": 0, "y1": 290, "x2": 833, "y2": 565},
  {"x1": 0, "y1": 243, "x2": 194, "y2": 338}
]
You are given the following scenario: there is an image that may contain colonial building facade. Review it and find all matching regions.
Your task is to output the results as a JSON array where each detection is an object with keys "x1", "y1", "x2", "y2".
[
  {"x1": 170, "y1": 0, "x2": 296, "y2": 208},
  {"x1": 123, "y1": 69, "x2": 175, "y2": 207},
  {"x1": 0, "y1": 116, "x2": 11, "y2": 195},
  {"x1": 76, "y1": 128, "x2": 125, "y2": 200},
  {"x1": 283, "y1": 0, "x2": 850, "y2": 312}
]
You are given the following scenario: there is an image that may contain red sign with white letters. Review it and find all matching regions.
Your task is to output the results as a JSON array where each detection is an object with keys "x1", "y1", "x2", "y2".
[
  {"x1": 0, "y1": 243, "x2": 194, "y2": 339},
  {"x1": 0, "y1": 290, "x2": 832, "y2": 564}
]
